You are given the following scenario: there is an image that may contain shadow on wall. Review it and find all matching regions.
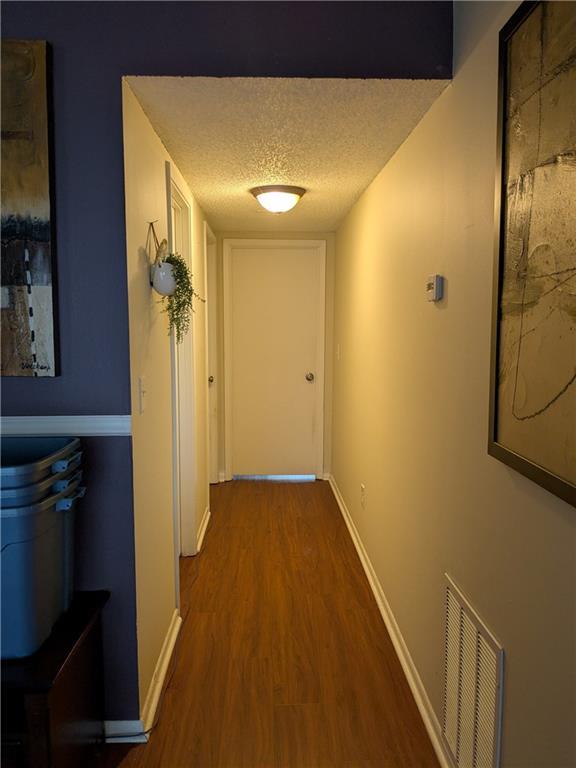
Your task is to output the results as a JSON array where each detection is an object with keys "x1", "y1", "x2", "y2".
[{"x1": 453, "y1": 0, "x2": 518, "y2": 73}]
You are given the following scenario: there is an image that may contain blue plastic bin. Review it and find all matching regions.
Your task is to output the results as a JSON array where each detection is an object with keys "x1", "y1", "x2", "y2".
[
  {"x1": 1, "y1": 476, "x2": 84, "y2": 659},
  {"x1": 1, "y1": 452, "x2": 82, "y2": 507},
  {"x1": 1, "y1": 437, "x2": 81, "y2": 490}
]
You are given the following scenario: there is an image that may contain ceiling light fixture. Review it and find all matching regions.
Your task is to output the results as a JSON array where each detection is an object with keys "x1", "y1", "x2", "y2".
[{"x1": 250, "y1": 185, "x2": 306, "y2": 214}]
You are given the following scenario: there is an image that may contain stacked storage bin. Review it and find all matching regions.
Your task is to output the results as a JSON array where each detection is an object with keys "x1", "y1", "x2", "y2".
[{"x1": 1, "y1": 437, "x2": 85, "y2": 659}]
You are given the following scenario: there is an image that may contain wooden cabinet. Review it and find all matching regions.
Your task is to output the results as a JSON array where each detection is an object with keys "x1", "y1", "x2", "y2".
[{"x1": 2, "y1": 591, "x2": 109, "y2": 768}]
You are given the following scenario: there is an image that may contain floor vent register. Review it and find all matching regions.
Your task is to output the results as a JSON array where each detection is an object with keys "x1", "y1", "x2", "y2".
[{"x1": 442, "y1": 575, "x2": 504, "y2": 768}]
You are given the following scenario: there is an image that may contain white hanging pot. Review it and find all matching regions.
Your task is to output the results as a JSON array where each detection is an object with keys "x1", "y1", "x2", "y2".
[{"x1": 152, "y1": 261, "x2": 176, "y2": 296}]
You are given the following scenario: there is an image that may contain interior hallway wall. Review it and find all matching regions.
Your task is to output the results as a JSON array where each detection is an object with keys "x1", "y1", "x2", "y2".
[
  {"x1": 331, "y1": 3, "x2": 575, "y2": 767},
  {"x1": 0, "y1": 0, "x2": 452, "y2": 418},
  {"x1": 216, "y1": 232, "x2": 335, "y2": 479},
  {"x1": 1, "y1": 0, "x2": 452, "y2": 722},
  {"x1": 122, "y1": 81, "x2": 210, "y2": 712}
]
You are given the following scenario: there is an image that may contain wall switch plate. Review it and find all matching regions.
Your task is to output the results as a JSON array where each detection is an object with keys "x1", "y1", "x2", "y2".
[
  {"x1": 138, "y1": 376, "x2": 147, "y2": 414},
  {"x1": 426, "y1": 274, "x2": 444, "y2": 302}
]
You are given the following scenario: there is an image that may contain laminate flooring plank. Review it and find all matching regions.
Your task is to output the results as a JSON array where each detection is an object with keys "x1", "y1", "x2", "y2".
[
  {"x1": 114, "y1": 480, "x2": 439, "y2": 768},
  {"x1": 227, "y1": 544, "x2": 274, "y2": 662},
  {"x1": 312, "y1": 592, "x2": 438, "y2": 767},
  {"x1": 216, "y1": 656, "x2": 275, "y2": 768},
  {"x1": 270, "y1": 565, "x2": 321, "y2": 706},
  {"x1": 168, "y1": 609, "x2": 235, "y2": 760},
  {"x1": 273, "y1": 704, "x2": 335, "y2": 768}
]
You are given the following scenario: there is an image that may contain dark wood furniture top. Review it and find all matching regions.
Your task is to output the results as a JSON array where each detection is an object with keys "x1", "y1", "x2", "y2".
[
  {"x1": 2, "y1": 590, "x2": 110, "y2": 768},
  {"x1": 2, "y1": 591, "x2": 109, "y2": 692}
]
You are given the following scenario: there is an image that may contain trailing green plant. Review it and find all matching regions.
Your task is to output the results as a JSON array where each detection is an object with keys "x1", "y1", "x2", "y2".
[{"x1": 160, "y1": 253, "x2": 204, "y2": 344}]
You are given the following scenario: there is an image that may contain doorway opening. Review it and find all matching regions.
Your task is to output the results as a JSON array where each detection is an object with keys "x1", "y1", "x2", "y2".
[{"x1": 121, "y1": 70, "x2": 449, "y2": 749}]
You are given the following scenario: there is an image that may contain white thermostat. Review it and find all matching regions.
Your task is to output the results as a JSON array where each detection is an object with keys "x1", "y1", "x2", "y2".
[{"x1": 426, "y1": 274, "x2": 444, "y2": 302}]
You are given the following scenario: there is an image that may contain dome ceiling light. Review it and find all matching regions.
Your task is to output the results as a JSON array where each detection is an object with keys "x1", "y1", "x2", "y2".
[{"x1": 250, "y1": 185, "x2": 306, "y2": 214}]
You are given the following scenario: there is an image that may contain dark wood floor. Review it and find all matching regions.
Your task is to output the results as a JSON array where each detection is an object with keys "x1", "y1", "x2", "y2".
[{"x1": 105, "y1": 480, "x2": 439, "y2": 768}]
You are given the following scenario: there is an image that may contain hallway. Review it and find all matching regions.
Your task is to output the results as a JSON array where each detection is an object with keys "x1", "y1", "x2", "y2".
[{"x1": 113, "y1": 481, "x2": 438, "y2": 768}]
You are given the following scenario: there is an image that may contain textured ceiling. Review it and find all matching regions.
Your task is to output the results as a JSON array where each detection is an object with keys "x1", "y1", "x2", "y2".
[{"x1": 127, "y1": 76, "x2": 448, "y2": 232}]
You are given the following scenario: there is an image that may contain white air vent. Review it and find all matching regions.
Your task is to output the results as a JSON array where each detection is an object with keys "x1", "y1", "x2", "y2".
[{"x1": 442, "y1": 576, "x2": 504, "y2": 768}]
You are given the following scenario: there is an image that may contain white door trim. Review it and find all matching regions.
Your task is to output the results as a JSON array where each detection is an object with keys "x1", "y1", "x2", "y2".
[
  {"x1": 222, "y1": 238, "x2": 326, "y2": 480},
  {"x1": 166, "y1": 164, "x2": 198, "y2": 575},
  {"x1": 166, "y1": 163, "x2": 181, "y2": 604},
  {"x1": 223, "y1": 241, "x2": 233, "y2": 480},
  {"x1": 0, "y1": 415, "x2": 132, "y2": 436},
  {"x1": 204, "y1": 222, "x2": 219, "y2": 484}
]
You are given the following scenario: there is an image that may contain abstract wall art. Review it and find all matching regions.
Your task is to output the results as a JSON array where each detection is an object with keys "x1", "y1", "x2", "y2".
[
  {"x1": 489, "y1": 1, "x2": 576, "y2": 506},
  {"x1": 1, "y1": 40, "x2": 58, "y2": 377}
]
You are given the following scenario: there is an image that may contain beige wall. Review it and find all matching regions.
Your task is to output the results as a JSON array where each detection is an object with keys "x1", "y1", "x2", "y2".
[
  {"x1": 122, "y1": 81, "x2": 210, "y2": 711},
  {"x1": 216, "y1": 231, "x2": 335, "y2": 478},
  {"x1": 331, "y1": 4, "x2": 576, "y2": 767}
]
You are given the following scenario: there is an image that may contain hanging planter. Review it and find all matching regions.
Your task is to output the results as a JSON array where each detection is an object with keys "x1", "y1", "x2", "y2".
[
  {"x1": 147, "y1": 221, "x2": 204, "y2": 343},
  {"x1": 152, "y1": 258, "x2": 176, "y2": 296},
  {"x1": 148, "y1": 226, "x2": 174, "y2": 296}
]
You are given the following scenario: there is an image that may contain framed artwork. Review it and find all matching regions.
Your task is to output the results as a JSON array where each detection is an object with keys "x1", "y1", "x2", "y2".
[
  {"x1": 1, "y1": 40, "x2": 59, "y2": 377},
  {"x1": 489, "y1": 1, "x2": 576, "y2": 507}
]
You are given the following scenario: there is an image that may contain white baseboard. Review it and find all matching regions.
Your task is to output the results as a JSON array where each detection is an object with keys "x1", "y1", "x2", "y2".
[
  {"x1": 327, "y1": 475, "x2": 454, "y2": 768},
  {"x1": 104, "y1": 720, "x2": 148, "y2": 744},
  {"x1": 197, "y1": 506, "x2": 211, "y2": 551},
  {"x1": 218, "y1": 470, "x2": 227, "y2": 483},
  {"x1": 1, "y1": 414, "x2": 132, "y2": 436},
  {"x1": 141, "y1": 608, "x2": 182, "y2": 733}
]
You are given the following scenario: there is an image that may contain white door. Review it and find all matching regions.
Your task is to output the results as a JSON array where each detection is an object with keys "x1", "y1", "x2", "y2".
[
  {"x1": 166, "y1": 165, "x2": 198, "y2": 561},
  {"x1": 223, "y1": 239, "x2": 325, "y2": 478}
]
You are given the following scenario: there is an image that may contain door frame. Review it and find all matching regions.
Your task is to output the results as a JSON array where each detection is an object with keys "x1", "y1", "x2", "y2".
[
  {"x1": 166, "y1": 163, "x2": 198, "y2": 565},
  {"x1": 204, "y1": 222, "x2": 219, "y2": 484},
  {"x1": 222, "y1": 238, "x2": 326, "y2": 480}
]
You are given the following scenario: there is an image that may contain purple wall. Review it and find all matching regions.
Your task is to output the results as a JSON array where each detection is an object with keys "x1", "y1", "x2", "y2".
[
  {"x1": 1, "y1": 0, "x2": 451, "y2": 418},
  {"x1": 74, "y1": 437, "x2": 139, "y2": 720},
  {"x1": 1, "y1": 0, "x2": 452, "y2": 722}
]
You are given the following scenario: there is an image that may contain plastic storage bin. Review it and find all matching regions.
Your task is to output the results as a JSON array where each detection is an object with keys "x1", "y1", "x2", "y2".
[
  {"x1": 1, "y1": 437, "x2": 81, "y2": 490},
  {"x1": 1, "y1": 476, "x2": 84, "y2": 659},
  {"x1": 1, "y1": 452, "x2": 82, "y2": 507}
]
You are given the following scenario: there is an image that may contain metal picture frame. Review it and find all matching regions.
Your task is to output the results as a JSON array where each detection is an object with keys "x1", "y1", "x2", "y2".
[
  {"x1": 488, "y1": 1, "x2": 576, "y2": 507},
  {"x1": 1, "y1": 40, "x2": 60, "y2": 377}
]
